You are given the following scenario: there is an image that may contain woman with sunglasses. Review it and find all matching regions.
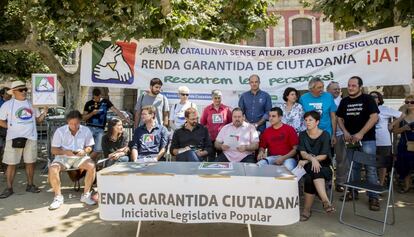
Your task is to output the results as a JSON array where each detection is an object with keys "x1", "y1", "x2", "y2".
[
  {"x1": 169, "y1": 86, "x2": 197, "y2": 131},
  {"x1": 392, "y1": 95, "x2": 414, "y2": 193},
  {"x1": 101, "y1": 118, "x2": 130, "y2": 167},
  {"x1": 369, "y1": 91, "x2": 402, "y2": 186}
]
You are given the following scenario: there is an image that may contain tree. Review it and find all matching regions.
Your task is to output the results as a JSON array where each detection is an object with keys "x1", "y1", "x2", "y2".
[{"x1": 0, "y1": 0, "x2": 277, "y2": 110}]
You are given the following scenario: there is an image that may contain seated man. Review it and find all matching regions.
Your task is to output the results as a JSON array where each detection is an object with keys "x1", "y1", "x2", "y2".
[
  {"x1": 170, "y1": 107, "x2": 213, "y2": 161},
  {"x1": 48, "y1": 110, "x2": 96, "y2": 210},
  {"x1": 214, "y1": 108, "x2": 259, "y2": 163},
  {"x1": 257, "y1": 107, "x2": 298, "y2": 171},
  {"x1": 130, "y1": 105, "x2": 169, "y2": 162}
]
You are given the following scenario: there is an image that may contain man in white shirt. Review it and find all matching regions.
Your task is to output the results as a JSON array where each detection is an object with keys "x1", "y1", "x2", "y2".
[
  {"x1": 0, "y1": 81, "x2": 47, "y2": 199},
  {"x1": 48, "y1": 110, "x2": 96, "y2": 210}
]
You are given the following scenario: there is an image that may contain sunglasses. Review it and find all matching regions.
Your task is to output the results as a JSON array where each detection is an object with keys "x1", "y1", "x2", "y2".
[
  {"x1": 180, "y1": 93, "x2": 189, "y2": 96},
  {"x1": 213, "y1": 97, "x2": 221, "y2": 99},
  {"x1": 17, "y1": 88, "x2": 28, "y2": 92},
  {"x1": 405, "y1": 101, "x2": 414, "y2": 104},
  {"x1": 370, "y1": 95, "x2": 378, "y2": 98}
]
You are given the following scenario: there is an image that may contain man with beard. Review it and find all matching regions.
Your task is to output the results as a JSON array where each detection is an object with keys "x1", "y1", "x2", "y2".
[
  {"x1": 214, "y1": 107, "x2": 259, "y2": 163},
  {"x1": 170, "y1": 108, "x2": 213, "y2": 162},
  {"x1": 336, "y1": 76, "x2": 380, "y2": 211},
  {"x1": 134, "y1": 78, "x2": 169, "y2": 128}
]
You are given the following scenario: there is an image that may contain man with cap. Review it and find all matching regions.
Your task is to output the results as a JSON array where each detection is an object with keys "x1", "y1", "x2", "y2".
[
  {"x1": 0, "y1": 81, "x2": 48, "y2": 198},
  {"x1": 169, "y1": 86, "x2": 197, "y2": 131},
  {"x1": 200, "y1": 89, "x2": 232, "y2": 160}
]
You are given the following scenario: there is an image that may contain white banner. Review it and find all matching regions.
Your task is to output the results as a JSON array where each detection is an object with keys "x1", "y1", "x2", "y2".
[
  {"x1": 97, "y1": 163, "x2": 299, "y2": 225},
  {"x1": 81, "y1": 26, "x2": 412, "y2": 96}
]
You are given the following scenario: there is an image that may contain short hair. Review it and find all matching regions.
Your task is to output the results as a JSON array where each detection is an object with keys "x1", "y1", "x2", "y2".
[
  {"x1": 150, "y1": 78, "x2": 163, "y2": 87},
  {"x1": 283, "y1": 87, "x2": 299, "y2": 102},
  {"x1": 349, "y1": 76, "x2": 363, "y2": 87},
  {"x1": 184, "y1": 107, "x2": 198, "y2": 118},
  {"x1": 212, "y1": 89, "x2": 222, "y2": 97},
  {"x1": 308, "y1": 78, "x2": 324, "y2": 90},
  {"x1": 369, "y1": 91, "x2": 384, "y2": 105},
  {"x1": 178, "y1": 86, "x2": 189, "y2": 94},
  {"x1": 304, "y1": 110, "x2": 321, "y2": 121},
  {"x1": 141, "y1": 105, "x2": 156, "y2": 117},
  {"x1": 270, "y1": 107, "x2": 283, "y2": 117},
  {"x1": 326, "y1": 81, "x2": 339, "y2": 90},
  {"x1": 232, "y1": 107, "x2": 243, "y2": 115},
  {"x1": 248, "y1": 74, "x2": 260, "y2": 83},
  {"x1": 0, "y1": 87, "x2": 9, "y2": 96},
  {"x1": 66, "y1": 110, "x2": 83, "y2": 121},
  {"x1": 92, "y1": 88, "x2": 101, "y2": 96}
]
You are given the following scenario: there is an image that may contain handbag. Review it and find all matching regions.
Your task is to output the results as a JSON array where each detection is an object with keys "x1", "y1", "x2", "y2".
[
  {"x1": 405, "y1": 132, "x2": 414, "y2": 152},
  {"x1": 12, "y1": 137, "x2": 28, "y2": 148}
]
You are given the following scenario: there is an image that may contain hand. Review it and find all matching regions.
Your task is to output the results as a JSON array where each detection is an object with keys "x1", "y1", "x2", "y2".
[
  {"x1": 98, "y1": 44, "x2": 122, "y2": 66},
  {"x1": 298, "y1": 160, "x2": 308, "y2": 168},
  {"x1": 114, "y1": 54, "x2": 133, "y2": 82},
  {"x1": 331, "y1": 136, "x2": 337, "y2": 146},
  {"x1": 93, "y1": 64, "x2": 118, "y2": 80},
  {"x1": 195, "y1": 150, "x2": 204, "y2": 157},
  {"x1": 275, "y1": 157, "x2": 284, "y2": 165},
  {"x1": 403, "y1": 124, "x2": 411, "y2": 131},
  {"x1": 343, "y1": 131, "x2": 352, "y2": 143},
  {"x1": 91, "y1": 109, "x2": 100, "y2": 115},
  {"x1": 76, "y1": 149, "x2": 86, "y2": 157},
  {"x1": 236, "y1": 145, "x2": 247, "y2": 152},
  {"x1": 257, "y1": 151, "x2": 266, "y2": 160},
  {"x1": 352, "y1": 132, "x2": 363, "y2": 143},
  {"x1": 310, "y1": 157, "x2": 321, "y2": 173},
  {"x1": 221, "y1": 144, "x2": 230, "y2": 151},
  {"x1": 109, "y1": 153, "x2": 120, "y2": 160}
]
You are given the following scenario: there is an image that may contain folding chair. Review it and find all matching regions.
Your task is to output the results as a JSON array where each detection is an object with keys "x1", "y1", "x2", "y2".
[{"x1": 339, "y1": 150, "x2": 395, "y2": 236}]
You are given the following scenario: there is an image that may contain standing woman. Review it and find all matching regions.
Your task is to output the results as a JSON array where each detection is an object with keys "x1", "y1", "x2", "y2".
[
  {"x1": 298, "y1": 111, "x2": 334, "y2": 221},
  {"x1": 280, "y1": 87, "x2": 306, "y2": 133},
  {"x1": 369, "y1": 91, "x2": 402, "y2": 186},
  {"x1": 101, "y1": 118, "x2": 130, "y2": 167},
  {"x1": 393, "y1": 95, "x2": 414, "y2": 193}
]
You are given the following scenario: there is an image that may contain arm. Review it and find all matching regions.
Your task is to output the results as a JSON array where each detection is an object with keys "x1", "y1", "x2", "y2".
[
  {"x1": 110, "y1": 106, "x2": 130, "y2": 123},
  {"x1": 51, "y1": 146, "x2": 92, "y2": 157},
  {"x1": 330, "y1": 111, "x2": 337, "y2": 145},
  {"x1": 337, "y1": 116, "x2": 352, "y2": 142},
  {"x1": 276, "y1": 146, "x2": 297, "y2": 164},
  {"x1": 134, "y1": 110, "x2": 141, "y2": 129},
  {"x1": 130, "y1": 148, "x2": 138, "y2": 162},
  {"x1": 36, "y1": 107, "x2": 48, "y2": 124},
  {"x1": 353, "y1": 113, "x2": 379, "y2": 142},
  {"x1": 83, "y1": 110, "x2": 98, "y2": 122},
  {"x1": 163, "y1": 111, "x2": 169, "y2": 127},
  {"x1": 0, "y1": 120, "x2": 7, "y2": 128},
  {"x1": 214, "y1": 140, "x2": 229, "y2": 151},
  {"x1": 392, "y1": 116, "x2": 410, "y2": 134}
]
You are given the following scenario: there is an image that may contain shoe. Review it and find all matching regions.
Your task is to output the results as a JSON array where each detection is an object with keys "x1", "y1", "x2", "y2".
[
  {"x1": 300, "y1": 211, "x2": 312, "y2": 221},
  {"x1": 80, "y1": 192, "x2": 97, "y2": 205},
  {"x1": 322, "y1": 201, "x2": 335, "y2": 213},
  {"x1": 49, "y1": 195, "x2": 64, "y2": 210},
  {"x1": 0, "y1": 188, "x2": 13, "y2": 199},
  {"x1": 340, "y1": 191, "x2": 359, "y2": 201},
  {"x1": 26, "y1": 184, "x2": 41, "y2": 193},
  {"x1": 369, "y1": 198, "x2": 380, "y2": 211},
  {"x1": 335, "y1": 185, "x2": 345, "y2": 192}
]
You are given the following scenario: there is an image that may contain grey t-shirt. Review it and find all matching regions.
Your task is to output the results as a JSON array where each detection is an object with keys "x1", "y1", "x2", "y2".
[{"x1": 135, "y1": 93, "x2": 169, "y2": 126}]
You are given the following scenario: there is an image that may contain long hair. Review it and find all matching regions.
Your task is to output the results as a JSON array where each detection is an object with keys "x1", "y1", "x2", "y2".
[{"x1": 107, "y1": 118, "x2": 123, "y2": 139}]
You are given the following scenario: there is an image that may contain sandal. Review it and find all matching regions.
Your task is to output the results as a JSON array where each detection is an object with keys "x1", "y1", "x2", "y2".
[
  {"x1": 398, "y1": 187, "x2": 410, "y2": 194},
  {"x1": 322, "y1": 201, "x2": 335, "y2": 213},
  {"x1": 300, "y1": 211, "x2": 312, "y2": 221},
  {"x1": 0, "y1": 188, "x2": 14, "y2": 199}
]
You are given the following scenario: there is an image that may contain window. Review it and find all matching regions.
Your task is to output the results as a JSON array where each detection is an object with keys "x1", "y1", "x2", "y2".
[
  {"x1": 346, "y1": 31, "x2": 359, "y2": 38},
  {"x1": 292, "y1": 18, "x2": 312, "y2": 46},
  {"x1": 246, "y1": 29, "x2": 267, "y2": 46}
]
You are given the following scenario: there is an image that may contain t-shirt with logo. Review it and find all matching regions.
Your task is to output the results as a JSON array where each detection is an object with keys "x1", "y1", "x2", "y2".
[
  {"x1": 169, "y1": 101, "x2": 197, "y2": 130},
  {"x1": 0, "y1": 98, "x2": 40, "y2": 140},
  {"x1": 336, "y1": 94, "x2": 380, "y2": 141},
  {"x1": 83, "y1": 98, "x2": 114, "y2": 129},
  {"x1": 259, "y1": 124, "x2": 298, "y2": 156},
  {"x1": 131, "y1": 123, "x2": 169, "y2": 156}
]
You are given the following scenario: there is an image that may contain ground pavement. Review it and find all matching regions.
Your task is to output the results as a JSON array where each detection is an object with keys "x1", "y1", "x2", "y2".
[{"x1": 0, "y1": 163, "x2": 413, "y2": 237}]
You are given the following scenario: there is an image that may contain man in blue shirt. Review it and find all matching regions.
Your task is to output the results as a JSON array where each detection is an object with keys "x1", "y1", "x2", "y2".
[
  {"x1": 130, "y1": 105, "x2": 169, "y2": 162},
  {"x1": 299, "y1": 78, "x2": 337, "y2": 144},
  {"x1": 238, "y1": 74, "x2": 272, "y2": 133}
]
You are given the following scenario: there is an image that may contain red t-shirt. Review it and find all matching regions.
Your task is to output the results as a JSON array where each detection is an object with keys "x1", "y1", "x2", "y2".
[{"x1": 259, "y1": 124, "x2": 299, "y2": 156}]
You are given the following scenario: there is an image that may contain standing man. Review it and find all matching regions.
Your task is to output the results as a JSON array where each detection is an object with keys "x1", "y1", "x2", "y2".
[
  {"x1": 336, "y1": 76, "x2": 380, "y2": 211},
  {"x1": 134, "y1": 78, "x2": 169, "y2": 128},
  {"x1": 300, "y1": 78, "x2": 337, "y2": 143},
  {"x1": 326, "y1": 81, "x2": 347, "y2": 192},
  {"x1": 170, "y1": 108, "x2": 213, "y2": 162},
  {"x1": 214, "y1": 108, "x2": 259, "y2": 163},
  {"x1": 238, "y1": 74, "x2": 272, "y2": 133},
  {"x1": 83, "y1": 88, "x2": 129, "y2": 161},
  {"x1": 257, "y1": 107, "x2": 299, "y2": 171},
  {"x1": 0, "y1": 81, "x2": 48, "y2": 198},
  {"x1": 169, "y1": 86, "x2": 197, "y2": 131},
  {"x1": 130, "y1": 106, "x2": 169, "y2": 162},
  {"x1": 200, "y1": 89, "x2": 232, "y2": 158},
  {"x1": 48, "y1": 110, "x2": 96, "y2": 210},
  {"x1": 0, "y1": 87, "x2": 11, "y2": 171}
]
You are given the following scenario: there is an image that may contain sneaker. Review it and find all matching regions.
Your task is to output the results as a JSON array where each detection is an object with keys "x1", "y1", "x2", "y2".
[
  {"x1": 80, "y1": 192, "x2": 97, "y2": 205},
  {"x1": 0, "y1": 188, "x2": 14, "y2": 199},
  {"x1": 49, "y1": 195, "x2": 64, "y2": 210},
  {"x1": 369, "y1": 198, "x2": 380, "y2": 211},
  {"x1": 26, "y1": 184, "x2": 41, "y2": 193}
]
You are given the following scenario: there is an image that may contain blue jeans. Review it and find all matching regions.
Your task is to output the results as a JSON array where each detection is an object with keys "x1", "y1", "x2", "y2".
[
  {"x1": 351, "y1": 140, "x2": 379, "y2": 199},
  {"x1": 88, "y1": 126, "x2": 104, "y2": 152},
  {"x1": 257, "y1": 156, "x2": 297, "y2": 171}
]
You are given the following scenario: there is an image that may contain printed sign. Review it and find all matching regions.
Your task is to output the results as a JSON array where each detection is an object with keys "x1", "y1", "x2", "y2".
[{"x1": 31, "y1": 73, "x2": 58, "y2": 105}]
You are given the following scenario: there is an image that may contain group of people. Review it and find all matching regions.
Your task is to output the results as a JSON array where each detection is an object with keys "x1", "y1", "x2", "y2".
[{"x1": 0, "y1": 75, "x2": 413, "y2": 223}]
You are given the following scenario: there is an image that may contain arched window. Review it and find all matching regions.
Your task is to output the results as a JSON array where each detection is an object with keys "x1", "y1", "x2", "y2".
[
  {"x1": 246, "y1": 29, "x2": 267, "y2": 46},
  {"x1": 292, "y1": 18, "x2": 312, "y2": 46}
]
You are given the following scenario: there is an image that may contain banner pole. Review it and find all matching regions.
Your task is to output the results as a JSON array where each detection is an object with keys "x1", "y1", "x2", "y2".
[
  {"x1": 247, "y1": 224, "x2": 253, "y2": 237},
  {"x1": 136, "y1": 221, "x2": 142, "y2": 237}
]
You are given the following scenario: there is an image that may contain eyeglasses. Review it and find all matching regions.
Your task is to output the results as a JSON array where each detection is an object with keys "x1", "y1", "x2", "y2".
[
  {"x1": 405, "y1": 101, "x2": 414, "y2": 104},
  {"x1": 17, "y1": 88, "x2": 28, "y2": 93},
  {"x1": 180, "y1": 93, "x2": 189, "y2": 96}
]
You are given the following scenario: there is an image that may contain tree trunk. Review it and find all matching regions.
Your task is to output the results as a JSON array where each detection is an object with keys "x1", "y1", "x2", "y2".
[{"x1": 59, "y1": 73, "x2": 81, "y2": 111}]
